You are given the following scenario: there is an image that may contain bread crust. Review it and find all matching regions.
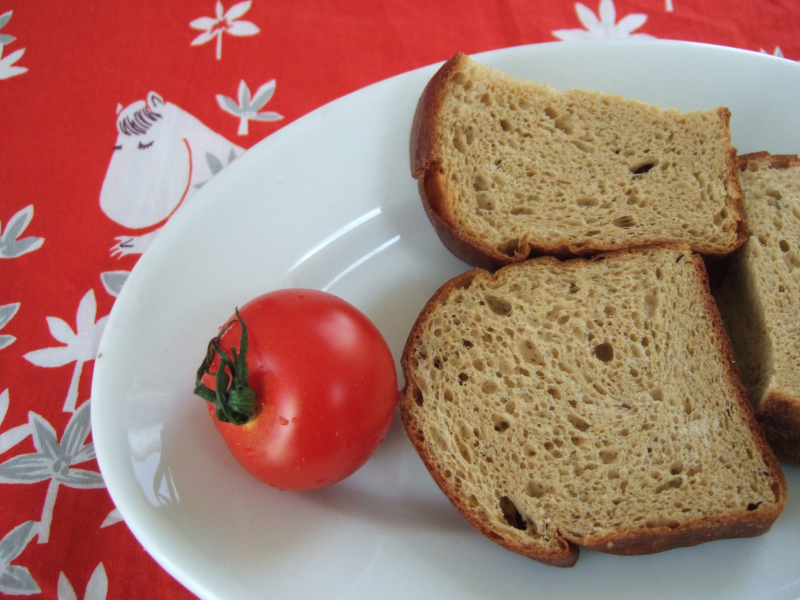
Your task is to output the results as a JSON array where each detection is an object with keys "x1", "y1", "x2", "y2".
[
  {"x1": 734, "y1": 151, "x2": 800, "y2": 464},
  {"x1": 410, "y1": 53, "x2": 747, "y2": 271},
  {"x1": 400, "y1": 245, "x2": 787, "y2": 567}
]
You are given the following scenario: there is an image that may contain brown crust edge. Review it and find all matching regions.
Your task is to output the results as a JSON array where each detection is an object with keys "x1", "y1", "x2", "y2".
[
  {"x1": 410, "y1": 55, "x2": 748, "y2": 271},
  {"x1": 736, "y1": 150, "x2": 800, "y2": 464},
  {"x1": 399, "y1": 245, "x2": 787, "y2": 566}
]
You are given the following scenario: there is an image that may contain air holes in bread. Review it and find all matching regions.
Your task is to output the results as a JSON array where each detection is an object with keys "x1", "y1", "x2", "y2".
[
  {"x1": 486, "y1": 295, "x2": 513, "y2": 316},
  {"x1": 577, "y1": 197, "x2": 599, "y2": 207},
  {"x1": 593, "y1": 342, "x2": 614, "y2": 362},
  {"x1": 599, "y1": 449, "x2": 618, "y2": 464},
  {"x1": 655, "y1": 477, "x2": 684, "y2": 494},
  {"x1": 476, "y1": 192, "x2": 495, "y2": 210},
  {"x1": 631, "y1": 161, "x2": 657, "y2": 176},
  {"x1": 411, "y1": 384, "x2": 424, "y2": 407},
  {"x1": 644, "y1": 291, "x2": 659, "y2": 318},
  {"x1": 520, "y1": 339, "x2": 545, "y2": 365},
  {"x1": 474, "y1": 174, "x2": 491, "y2": 191},
  {"x1": 492, "y1": 414, "x2": 511, "y2": 432},
  {"x1": 511, "y1": 206, "x2": 534, "y2": 215},
  {"x1": 613, "y1": 215, "x2": 636, "y2": 228},
  {"x1": 500, "y1": 119, "x2": 512, "y2": 132},
  {"x1": 499, "y1": 496, "x2": 528, "y2": 530},
  {"x1": 482, "y1": 380, "x2": 498, "y2": 394},
  {"x1": 554, "y1": 114, "x2": 575, "y2": 134},
  {"x1": 431, "y1": 427, "x2": 449, "y2": 450},
  {"x1": 452, "y1": 70, "x2": 467, "y2": 85},
  {"x1": 498, "y1": 238, "x2": 521, "y2": 257},
  {"x1": 525, "y1": 481, "x2": 548, "y2": 498},
  {"x1": 568, "y1": 413, "x2": 591, "y2": 432}
]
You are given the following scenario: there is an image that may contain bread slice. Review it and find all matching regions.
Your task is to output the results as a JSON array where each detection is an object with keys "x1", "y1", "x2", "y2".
[
  {"x1": 410, "y1": 52, "x2": 746, "y2": 270},
  {"x1": 714, "y1": 152, "x2": 800, "y2": 464},
  {"x1": 400, "y1": 245, "x2": 786, "y2": 567}
]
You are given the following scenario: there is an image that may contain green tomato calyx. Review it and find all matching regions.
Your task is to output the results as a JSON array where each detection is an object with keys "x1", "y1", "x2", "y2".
[{"x1": 194, "y1": 308, "x2": 257, "y2": 425}]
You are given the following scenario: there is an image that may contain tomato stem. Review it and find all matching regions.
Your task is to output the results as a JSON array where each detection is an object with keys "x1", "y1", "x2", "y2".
[{"x1": 194, "y1": 308, "x2": 257, "y2": 425}]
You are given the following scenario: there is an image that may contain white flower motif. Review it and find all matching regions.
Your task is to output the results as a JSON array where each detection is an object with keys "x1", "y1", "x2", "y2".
[
  {"x1": 190, "y1": 1, "x2": 260, "y2": 60},
  {"x1": 553, "y1": 0, "x2": 653, "y2": 41},
  {"x1": 0, "y1": 521, "x2": 40, "y2": 595},
  {"x1": 0, "y1": 11, "x2": 27, "y2": 80},
  {"x1": 217, "y1": 79, "x2": 283, "y2": 135},
  {"x1": 58, "y1": 563, "x2": 107, "y2": 600},
  {"x1": 0, "y1": 401, "x2": 104, "y2": 544},
  {"x1": 0, "y1": 390, "x2": 31, "y2": 456},
  {"x1": 24, "y1": 290, "x2": 107, "y2": 413},
  {"x1": 1, "y1": 205, "x2": 44, "y2": 259}
]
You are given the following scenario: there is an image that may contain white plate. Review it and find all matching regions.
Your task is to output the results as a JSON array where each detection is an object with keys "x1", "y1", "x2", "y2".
[{"x1": 92, "y1": 40, "x2": 800, "y2": 600}]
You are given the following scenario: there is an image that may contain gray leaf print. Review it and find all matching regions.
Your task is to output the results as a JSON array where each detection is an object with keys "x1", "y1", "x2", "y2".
[
  {"x1": 30, "y1": 414, "x2": 59, "y2": 460},
  {"x1": 69, "y1": 445, "x2": 95, "y2": 466},
  {"x1": 0, "y1": 455, "x2": 53, "y2": 483},
  {"x1": 0, "y1": 302, "x2": 19, "y2": 350},
  {"x1": 219, "y1": 95, "x2": 239, "y2": 114},
  {"x1": 217, "y1": 79, "x2": 283, "y2": 135},
  {"x1": 0, "y1": 565, "x2": 41, "y2": 595},
  {"x1": 251, "y1": 112, "x2": 283, "y2": 122},
  {"x1": 0, "y1": 521, "x2": 40, "y2": 595},
  {"x1": 0, "y1": 303, "x2": 20, "y2": 330},
  {"x1": 0, "y1": 206, "x2": 44, "y2": 259},
  {"x1": 100, "y1": 271, "x2": 129, "y2": 298},
  {"x1": 60, "y1": 401, "x2": 91, "y2": 460},
  {"x1": 206, "y1": 152, "x2": 224, "y2": 175},
  {"x1": 58, "y1": 468, "x2": 104, "y2": 488},
  {"x1": 0, "y1": 521, "x2": 35, "y2": 564},
  {"x1": 0, "y1": 11, "x2": 12, "y2": 31}
]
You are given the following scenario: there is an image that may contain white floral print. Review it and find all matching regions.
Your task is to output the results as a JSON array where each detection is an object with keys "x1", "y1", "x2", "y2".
[
  {"x1": 553, "y1": 0, "x2": 653, "y2": 40},
  {"x1": 190, "y1": 1, "x2": 260, "y2": 60},
  {"x1": 24, "y1": 290, "x2": 107, "y2": 413},
  {"x1": 58, "y1": 563, "x2": 107, "y2": 600}
]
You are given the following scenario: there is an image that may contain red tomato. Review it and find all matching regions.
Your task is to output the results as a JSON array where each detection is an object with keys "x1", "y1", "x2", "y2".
[{"x1": 194, "y1": 289, "x2": 398, "y2": 491}]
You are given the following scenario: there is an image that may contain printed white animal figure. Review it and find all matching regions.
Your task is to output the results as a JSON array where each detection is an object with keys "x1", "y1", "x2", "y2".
[{"x1": 100, "y1": 91, "x2": 244, "y2": 257}]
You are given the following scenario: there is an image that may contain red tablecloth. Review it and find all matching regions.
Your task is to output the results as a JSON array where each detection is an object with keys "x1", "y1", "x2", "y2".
[{"x1": 1, "y1": 0, "x2": 798, "y2": 597}]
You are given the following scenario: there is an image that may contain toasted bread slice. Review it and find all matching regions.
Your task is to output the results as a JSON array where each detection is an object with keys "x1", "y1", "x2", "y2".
[
  {"x1": 410, "y1": 52, "x2": 746, "y2": 270},
  {"x1": 714, "y1": 151, "x2": 800, "y2": 464},
  {"x1": 400, "y1": 245, "x2": 786, "y2": 567}
]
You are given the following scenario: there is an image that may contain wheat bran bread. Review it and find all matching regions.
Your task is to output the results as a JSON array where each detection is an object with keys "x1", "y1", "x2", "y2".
[
  {"x1": 410, "y1": 52, "x2": 746, "y2": 270},
  {"x1": 400, "y1": 245, "x2": 786, "y2": 567},
  {"x1": 714, "y1": 151, "x2": 800, "y2": 464}
]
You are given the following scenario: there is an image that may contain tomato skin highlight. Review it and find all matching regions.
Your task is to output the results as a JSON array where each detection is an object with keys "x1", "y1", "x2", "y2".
[{"x1": 200, "y1": 289, "x2": 398, "y2": 491}]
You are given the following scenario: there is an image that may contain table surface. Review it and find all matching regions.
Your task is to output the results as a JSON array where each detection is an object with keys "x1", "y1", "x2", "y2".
[{"x1": 1, "y1": 0, "x2": 799, "y2": 598}]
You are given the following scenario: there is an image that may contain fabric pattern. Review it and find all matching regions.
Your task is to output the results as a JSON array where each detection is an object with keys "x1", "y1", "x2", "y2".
[{"x1": 0, "y1": 0, "x2": 798, "y2": 596}]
